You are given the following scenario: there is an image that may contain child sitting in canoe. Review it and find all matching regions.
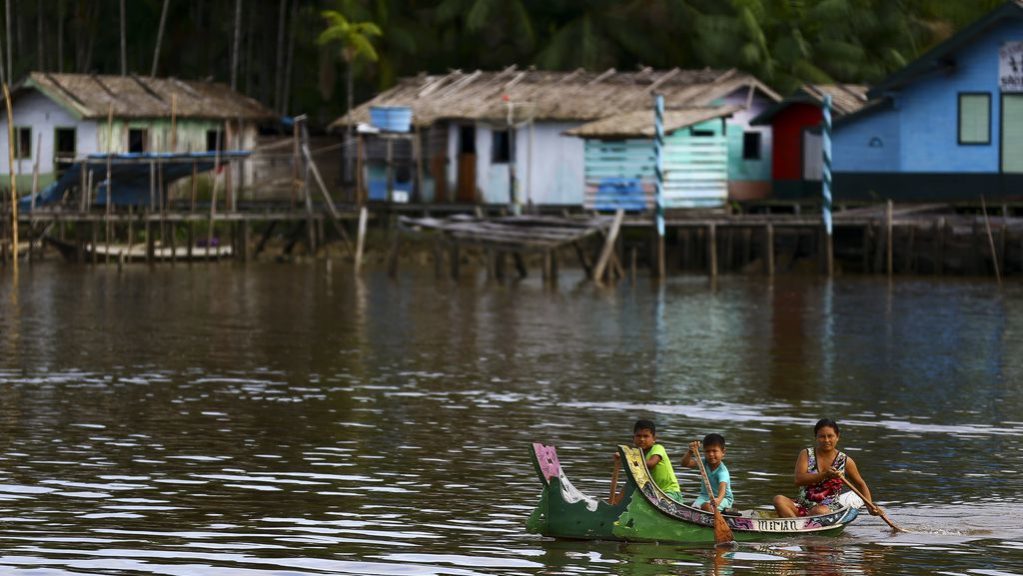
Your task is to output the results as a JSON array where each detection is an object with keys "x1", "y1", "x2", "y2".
[
  {"x1": 680, "y1": 434, "x2": 734, "y2": 512},
  {"x1": 614, "y1": 419, "x2": 683, "y2": 503}
]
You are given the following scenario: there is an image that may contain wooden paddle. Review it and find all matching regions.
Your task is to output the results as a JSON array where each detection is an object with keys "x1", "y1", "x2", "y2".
[
  {"x1": 692, "y1": 444, "x2": 735, "y2": 547},
  {"x1": 839, "y1": 474, "x2": 904, "y2": 532},
  {"x1": 608, "y1": 453, "x2": 621, "y2": 504}
]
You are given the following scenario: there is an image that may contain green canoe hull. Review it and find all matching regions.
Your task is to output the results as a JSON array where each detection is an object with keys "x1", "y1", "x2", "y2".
[{"x1": 527, "y1": 443, "x2": 858, "y2": 544}]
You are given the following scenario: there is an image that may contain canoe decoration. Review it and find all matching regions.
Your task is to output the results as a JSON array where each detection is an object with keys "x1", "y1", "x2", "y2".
[{"x1": 527, "y1": 442, "x2": 860, "y2": 543}]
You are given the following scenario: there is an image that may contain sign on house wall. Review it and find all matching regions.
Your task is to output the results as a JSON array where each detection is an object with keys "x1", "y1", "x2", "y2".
[{"x1": 1000, "y1": 42, "x2": 1023, "y2": 92}]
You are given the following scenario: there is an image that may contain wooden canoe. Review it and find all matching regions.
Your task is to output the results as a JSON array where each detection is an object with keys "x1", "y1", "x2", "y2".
[{"x1": 527, "y1": 442, "x2": 860, "y2": 544}]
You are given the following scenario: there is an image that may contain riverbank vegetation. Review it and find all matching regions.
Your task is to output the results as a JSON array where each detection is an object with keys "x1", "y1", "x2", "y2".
[{"x1": 0, "y1": 0, "x2": 1004, "y2": 124}]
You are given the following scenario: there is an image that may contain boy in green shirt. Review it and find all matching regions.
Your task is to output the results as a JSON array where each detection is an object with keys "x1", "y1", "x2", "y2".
[{"x1": 615, "y1": 419, "x2": 683, "y2": 502}]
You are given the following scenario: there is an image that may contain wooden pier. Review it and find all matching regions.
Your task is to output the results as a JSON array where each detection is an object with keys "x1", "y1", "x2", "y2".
[{"x1": 3, "y1": 199, "x2": 1022, "y2": 282}]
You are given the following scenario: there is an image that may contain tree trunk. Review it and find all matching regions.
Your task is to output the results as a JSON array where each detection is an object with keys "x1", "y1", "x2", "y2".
[
  {"x1": 36, "y1": 0, "x2": 42, "y2": 70},
  {"x1": 57, "y1": 0, "x2": 64, "y2": 72},
  {"x1": 151, "y1": 0, "x2": 170, "y2": 77},
  {"x1": 345, "y1": 62, "x2": 354, "y2": 182},
  {"x1": 282, "y1": 0, "x2": 297, "y2": 115},
  {"x1": 274, "y1": 0, "x2": 287, "y2": 113},
  {"x1": 230, "y1": 0, "x2": 242, "y2": 90},
  {"x1": 6, "y1": 0, "x2": 12, "y2": 81},
  {"x1": 119, "y1": 0, "x2": 126, "y2": 75}
]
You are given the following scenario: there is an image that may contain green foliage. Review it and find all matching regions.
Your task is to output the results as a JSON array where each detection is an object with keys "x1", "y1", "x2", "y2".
[{"x1": 10, "y1": 0, "x2": 1010, "y2": 122}]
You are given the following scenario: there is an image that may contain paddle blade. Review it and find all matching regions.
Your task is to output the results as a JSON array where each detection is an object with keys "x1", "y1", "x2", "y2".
[{"x1": 712, "y1": 508, "x2": 735, "y2": 547}]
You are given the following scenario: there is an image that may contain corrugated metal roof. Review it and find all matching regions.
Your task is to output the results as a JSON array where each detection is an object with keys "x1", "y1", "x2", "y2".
[
  {"x1": 17, "y1": 72, "x2": 275, "y2": 121},
  {"x1": 565, "y1": 105, "x2": 741, "y2": 138},
  {"x1": 331, "y1": 67, "x2": 780, "y2": 130}
]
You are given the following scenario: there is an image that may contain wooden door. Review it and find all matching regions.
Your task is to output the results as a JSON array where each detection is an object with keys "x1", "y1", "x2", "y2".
[{"x1": 456, "y1": 125, "x2": 477, "y2": 202}]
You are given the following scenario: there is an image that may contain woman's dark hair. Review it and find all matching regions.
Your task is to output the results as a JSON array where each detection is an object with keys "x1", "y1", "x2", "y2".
[{"x1": 814, "y1": 418, "x2": 840, "y2": 436}]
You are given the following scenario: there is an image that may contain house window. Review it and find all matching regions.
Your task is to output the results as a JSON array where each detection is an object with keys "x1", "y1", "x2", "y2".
[
  {"x1": 492, "y1": 129, "x2": 511, "y2": 163},
  {"x1": 14, "y1": 126, "x2": 31, "y2": 159},
  {"x1": 128, "y1": 128, "x2": 148, "y2": 153},
  {"x1": 959, "y1": 93, "x2": 990, "y2": 144},
  {"x1": 55, "y1": 127, "x2": 76, "y2": 174},
  {"x1": 206, "y1": 130, "x2": 223, "y2": 152},
  {"x1": 742, "y1": 131, "x2": 761, "y2": 160},
  {"x1": 691, "y1": 128, "x2": 715, "y2": 137}
]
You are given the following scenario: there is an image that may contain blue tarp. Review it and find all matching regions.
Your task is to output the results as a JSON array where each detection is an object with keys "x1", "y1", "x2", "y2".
[{"x1": 18, "y1": 151, "x2": 250, "y2": 211}]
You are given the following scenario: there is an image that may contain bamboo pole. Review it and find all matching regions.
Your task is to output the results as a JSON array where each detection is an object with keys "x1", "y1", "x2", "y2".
[
  {"x1": 981, "y1": 195, "x2": 1002, "y2": 284},
  {"x1": 208, "y1": 129, "x2": 221, "y2": 261},
  {"x1": 105, "y1": 103, "x2": 113, "y2": 264},
  {"x1": 170, "y1": 94, "x2": 177, "y2": 151},
  {"x1": 30, "y1": 132, "x2": 40, "y2": 212},
  {"x1": 3, "y1": 83, "x2": 17, "y2": 275}
]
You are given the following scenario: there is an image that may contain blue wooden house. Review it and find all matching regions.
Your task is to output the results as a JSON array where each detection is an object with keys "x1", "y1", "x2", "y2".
[{"x1": 833, "y1": 0, "x2": 1023, "y2": 201}]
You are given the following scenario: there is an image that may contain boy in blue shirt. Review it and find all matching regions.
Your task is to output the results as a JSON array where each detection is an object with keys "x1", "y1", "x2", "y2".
[{"x1": 680, "y1": 433, "x2": 734, "y2": 512}]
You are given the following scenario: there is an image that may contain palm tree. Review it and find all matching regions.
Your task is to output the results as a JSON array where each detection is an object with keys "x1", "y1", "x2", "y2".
[{"x1": 318, "y1": 8, "x2": 381, "y2": 181}]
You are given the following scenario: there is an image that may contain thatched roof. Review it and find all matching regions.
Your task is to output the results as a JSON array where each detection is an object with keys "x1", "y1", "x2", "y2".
[
  {"x1": 331, "y1": 66, "x2": 780, "y2": 130},
  {"x1": 751, "y1": 83, "x2": 869, "y2": 125},
  {"x1": 565, "y1": 105, "x2": 741, "y2": 138},
  {"x1": 15, "y1": 72, "x2": 275, "y2": 121}
]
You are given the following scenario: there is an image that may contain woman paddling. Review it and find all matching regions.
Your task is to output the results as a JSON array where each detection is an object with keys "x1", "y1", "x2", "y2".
[{"x1": 773, "y1": 418, "x2": 879, "y2": 518}]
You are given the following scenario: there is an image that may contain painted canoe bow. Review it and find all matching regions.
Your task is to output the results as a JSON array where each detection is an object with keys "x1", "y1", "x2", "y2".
[{"x1": 527, "y1": 443, "x2": 860, "y2": 544}]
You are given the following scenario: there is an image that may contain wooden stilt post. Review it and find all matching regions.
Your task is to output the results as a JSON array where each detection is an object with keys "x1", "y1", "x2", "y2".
[
  {"x1": 354, "y1": 205, "x2": 368, "y2": 272},
  {"x1": 765, "y1": 223, "x2": 774, "y2": 276},
  {"x1": 905, "y1": 225, "x2": 915, "y2": 273},
  {"x1": 631, "y1": 245, "x2": 638, "y2": 283},
  {"x1": 513, "y1": 253, "x2": 527, "y2": 278},
  {"x1": 724, "y1": 226, "x2": 734, "y2": 273},
  {"x1": 241, "y1": 220, "x2": 250, "y2": 262},
  {"x1": 386, "y1": 224, "x2": 401, "y2": 279},
  {"x1": 169, "y1": 220, "x2": 177, "y2": 264},
  {"x1": 495, "y1": 251, "x2": 507, "y2": 281},
  {"x1": 981, "y1": 195, "x2": 1002, "y2": 284},
  {"x1": 145, "y1": 212, "x2": 154, "y2": 263},
  {"x1": 449, "y1": 243, "x2": 460, "y2": 279},
  {"x1": 187, "y1": 219, "x2": 194, "y2": 260},
  {"x1": 707, "y1": 223, "x2": 717, "y2": 279},
  {"x1": 935, "y1": 218, "x2": 945, "y2": 275},
  {"x1": 433, "y1": 236, "x2": 444, "y2": 279},
  {"x1": 125, "y1": 208, "x2": 134, "y2": 261},
  {"x1": 573, "y1": 240, "x2": 594, "y2": 278},
  {"x1": 91, "y1": 221, "x2": 98, "y2": 265},
  {"x1": 593, "y1": 209, "x2": 624, "y2": 286},
  {"x1": 886, "y1": 200, "x2": 893, "y2": 277},
  {"x1": 862, "y1": 224, "x2": 871, "y2": 273}
]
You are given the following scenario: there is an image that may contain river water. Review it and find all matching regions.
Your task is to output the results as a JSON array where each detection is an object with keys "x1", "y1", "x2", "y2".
[{"x1": 0, "y1": 262, "x2": 1021, "y2": 575}]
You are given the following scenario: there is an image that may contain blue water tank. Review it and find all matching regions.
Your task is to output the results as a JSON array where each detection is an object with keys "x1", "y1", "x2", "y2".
[{"x1": 370, "y1": 106, "x2": 413, "y2": 132}]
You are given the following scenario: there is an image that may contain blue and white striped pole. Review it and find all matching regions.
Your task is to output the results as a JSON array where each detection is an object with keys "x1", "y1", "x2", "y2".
[
  {"x1": 822, "y1": 94, "x2": 833, "y2": 236},
  {"x1": 654, "y1": 94, "x2": 665, "y2": 238}
]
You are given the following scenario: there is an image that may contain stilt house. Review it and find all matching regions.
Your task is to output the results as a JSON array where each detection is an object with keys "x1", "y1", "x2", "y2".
[
  {"x1": 750, "y1": 84, "x2": 869, "y2": 199},
  {"x1": 334, "y1": 67, "x2": 779, "y2": 209},
  {"x1": 831, "y1": 0, "x2": 1023, "y2": 201},
  {"x1": 0, "y1": 72, "x2": 275, "y2": 194}
]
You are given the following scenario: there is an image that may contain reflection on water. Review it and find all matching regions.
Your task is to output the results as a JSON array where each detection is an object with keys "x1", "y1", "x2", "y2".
[{"x1": 0, "y1": 264, "x2": 1021, "y2": 574}]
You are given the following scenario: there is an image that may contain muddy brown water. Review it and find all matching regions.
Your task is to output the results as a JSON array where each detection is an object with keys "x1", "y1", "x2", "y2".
[{"x1": 0, "y1": 262, "x2": 1021, "y2": 575}]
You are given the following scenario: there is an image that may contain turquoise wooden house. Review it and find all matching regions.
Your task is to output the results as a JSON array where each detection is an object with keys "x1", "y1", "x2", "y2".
[
  {"x1": 832, "y1": 0, "x2": 1023, "y2": 201},
  {"x1": 567, "y1": 107, "x2": 738, "y2": 209}
]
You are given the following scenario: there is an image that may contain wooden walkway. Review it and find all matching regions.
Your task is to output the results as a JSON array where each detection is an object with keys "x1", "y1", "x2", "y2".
[{"x1": 395, "y1": 213, "x2": 617, "y2": 283}]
